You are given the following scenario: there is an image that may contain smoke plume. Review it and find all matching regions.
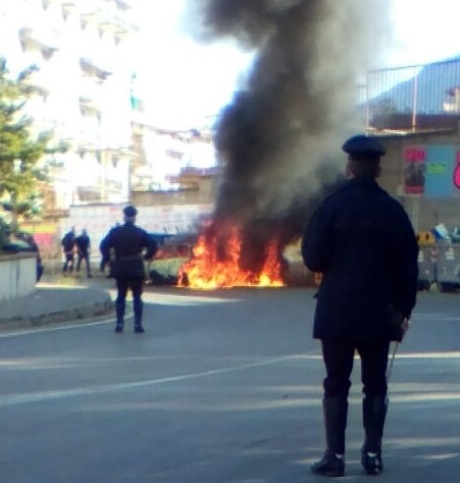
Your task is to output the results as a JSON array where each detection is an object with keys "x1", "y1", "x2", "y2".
[
  {"x1": 182, "y1": 0, "x2": 392, "y2": 279},
  {"x1": 184, "y1": 0, "x2": 390, "y2": 223}
]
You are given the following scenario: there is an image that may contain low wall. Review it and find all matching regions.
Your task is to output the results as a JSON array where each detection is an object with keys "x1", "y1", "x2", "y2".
[{"x1": 0, "y1": 253, "x2": 36, "y2": 302}]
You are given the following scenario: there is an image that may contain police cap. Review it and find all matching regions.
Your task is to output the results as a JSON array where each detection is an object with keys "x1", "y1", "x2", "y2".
[
  {"x1": 123, "y1": 205, "x2": 138, "y2": 217},
  {"x1": 342, "y1": 135, "x2": 386, "y2": 157}
]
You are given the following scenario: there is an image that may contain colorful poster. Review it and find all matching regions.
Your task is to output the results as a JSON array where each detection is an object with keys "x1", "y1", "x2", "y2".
[
  {"x1": 403, "y1": 146, "x2": 426, "y2": 194},
  {"x1": 403, "y1": 145, "x2": 460, "y2": 198},
  {"x1": 424, "y1": 146, "x2": 454, "y2": 198}
]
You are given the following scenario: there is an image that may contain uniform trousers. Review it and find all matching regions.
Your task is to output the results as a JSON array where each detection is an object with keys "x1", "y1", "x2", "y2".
[
  {"x1": 115, "y1": 277, "x2": 144, "y2": 304},
  {"x1": 76, "y1": 251, "x2": 91, "y2": 276},
  {"x1": 63, "y1": 251, "x2": 75, "y2": 273},
  {"x1": 321, "y1": 338, "x2": 390, "y2": 399}
]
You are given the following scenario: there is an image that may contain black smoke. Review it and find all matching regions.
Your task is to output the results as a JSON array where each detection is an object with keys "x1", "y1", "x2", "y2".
[{"x1": 183, "y1": 0, "x2": 391, "y2": 273}]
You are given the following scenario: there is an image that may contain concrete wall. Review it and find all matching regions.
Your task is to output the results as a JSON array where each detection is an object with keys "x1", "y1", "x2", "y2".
[{"x1": 0, "y1": 254, "x2": 36, "y2": 302}]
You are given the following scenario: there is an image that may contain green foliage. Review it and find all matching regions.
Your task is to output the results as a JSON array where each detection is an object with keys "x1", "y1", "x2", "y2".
[{"x1": 0, "y1": 58, "x2": 52, "y2": 220}]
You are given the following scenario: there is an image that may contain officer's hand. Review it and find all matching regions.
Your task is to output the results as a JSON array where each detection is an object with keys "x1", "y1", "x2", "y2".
[{"x1": 401, "y1": 317, "x2": 410, "y2": 340}]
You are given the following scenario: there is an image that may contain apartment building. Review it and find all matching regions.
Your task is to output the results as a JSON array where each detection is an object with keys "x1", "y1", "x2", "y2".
[{"x1": 0, "y1": 0, "x2": 140, "y2": 210}]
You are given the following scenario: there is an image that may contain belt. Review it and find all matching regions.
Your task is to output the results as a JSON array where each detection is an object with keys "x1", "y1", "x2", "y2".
[{"x1": 117, "y1": 255, "x2": 142, "y2": 261}]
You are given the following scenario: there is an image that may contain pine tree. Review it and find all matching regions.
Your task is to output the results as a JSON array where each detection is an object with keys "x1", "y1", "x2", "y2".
[{"x1": 0, "y1": 58, "x2": 51, "y2": 226}]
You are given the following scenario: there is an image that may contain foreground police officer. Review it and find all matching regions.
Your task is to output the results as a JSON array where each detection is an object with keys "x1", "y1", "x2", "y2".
[
  {"x1": 302, "y1": 135, "x2": 419, "y2": 477},
  {"x1": 101, "y1": 205, "x2": 157, "y2": 333}
]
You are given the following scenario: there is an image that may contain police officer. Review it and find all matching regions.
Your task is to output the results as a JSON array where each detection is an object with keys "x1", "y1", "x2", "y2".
[
  {"x1": 61, "y1": 227, "x2": 76, "y2": 274},
  {"x1": 101, "y1": 205, "x2": 157, "y2": 333},
  {"x1": 302, "y1": 135, "x2": 419, "y2": 477},
  {"x1": 75, "y1": 229, "x2": 92, "y2": 278}
]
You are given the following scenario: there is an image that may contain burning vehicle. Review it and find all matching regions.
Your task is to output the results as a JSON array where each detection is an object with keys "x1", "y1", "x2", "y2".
[{"x1": 178, "y1": 219, "x2": 286, "y2": 289}]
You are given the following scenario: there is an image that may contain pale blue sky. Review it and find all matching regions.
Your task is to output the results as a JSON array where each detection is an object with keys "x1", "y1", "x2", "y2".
[{"x1": 133, "y1": 0, "x2": 460, "y2": 130}]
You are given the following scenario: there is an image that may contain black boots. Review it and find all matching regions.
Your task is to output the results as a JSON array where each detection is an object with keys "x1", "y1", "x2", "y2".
[
  {"x1": 133, "y1": 298, "x2": 145, "y2": 333},
  {"x1": 115, "y1": 299, "x2": 145, "y2": 333},
  {"x1": 311, "y1": 398, "x2": 348, "y2": 477},
  {"x1": 311, "y1": 451, "x2": 345, "y2": 478},
  {"x1": 312, "y1": 397, "x2": 388, "y2": 477},
  {"x1": 361, "y1": 397, "x2": 387, "y2": 475},
  {"x1": 115, "y1": 300, "x2": 125, "y2": 333}
]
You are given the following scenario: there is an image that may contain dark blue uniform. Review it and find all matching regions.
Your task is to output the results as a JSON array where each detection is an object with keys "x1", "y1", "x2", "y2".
[
  {"x1": 302, "y1": 177, "x2": 418, "y2": 340},
  {"x1": 302, "y1": 135, "x2": 419, "y2": 477},
  {"x1": 101, "y1": 208, "x2": 157, "y2": 333},
  {"x1": 75, "y1": 230, "x2": 92, "y2": 277},
  {"x1": 61, "y1": 229, "x2": 76, "y2": 274}
]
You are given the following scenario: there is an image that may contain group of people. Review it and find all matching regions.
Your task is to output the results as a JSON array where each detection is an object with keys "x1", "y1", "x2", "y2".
[
  {"x1": 61, "y1": 228, "x2": 92, "y2": 277},
  {"x1": 55, "y1": 133, "x2": 418, "y2": 477}
]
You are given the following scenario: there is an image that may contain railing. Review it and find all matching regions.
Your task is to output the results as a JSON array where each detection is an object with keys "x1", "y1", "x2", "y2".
[{"x1": 361, "y1": 58, "x2": 460, "y2": 133}]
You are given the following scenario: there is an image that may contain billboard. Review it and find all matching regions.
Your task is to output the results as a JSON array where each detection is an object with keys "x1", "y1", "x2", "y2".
[{"x1": 403, "y1": 145, "x2": 460, "y2": 197}]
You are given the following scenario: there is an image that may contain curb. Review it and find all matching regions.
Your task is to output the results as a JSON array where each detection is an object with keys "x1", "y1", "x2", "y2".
[{"x1": 0, "y1": 297, "x2": 114, "y2": 331}]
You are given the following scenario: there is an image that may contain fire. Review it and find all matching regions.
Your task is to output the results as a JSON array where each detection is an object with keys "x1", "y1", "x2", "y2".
[{"x1": 178, "y1": 225, "x2": 284, "y2": 289}]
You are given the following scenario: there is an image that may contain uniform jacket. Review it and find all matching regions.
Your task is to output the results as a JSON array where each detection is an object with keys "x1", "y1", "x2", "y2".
[
  {"x1": 75, "y1": 234, "x2": 90, "y2": 255},
  {"x1": 61, "y1": 232, "x2": 75, "y2": 252},
  {"x1": 302, "y1": 177, "x2": 419, "y2": 340},
  {"x1": 101, "y1": 222, "x2": 157, "y2": 278}
]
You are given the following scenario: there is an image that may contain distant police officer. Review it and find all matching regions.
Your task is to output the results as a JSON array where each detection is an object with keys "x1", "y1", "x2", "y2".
[
  {"x1": 61, "y1": 227, "x2": 76, "y2": 274},
  {"x1": 75, "y1": 229, "x2": 92, "y2": 278},
  {"x1": 302, "y1": 135, "x2": 419, "y2": 477},
  {"x1": 101, "y1": 205, "x2": 157, "y2": 333}
]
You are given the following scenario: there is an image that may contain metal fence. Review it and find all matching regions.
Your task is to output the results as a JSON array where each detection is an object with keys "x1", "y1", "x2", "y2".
[{"x1": 360, "y1": 58, "x2": 460, "y2": 133}]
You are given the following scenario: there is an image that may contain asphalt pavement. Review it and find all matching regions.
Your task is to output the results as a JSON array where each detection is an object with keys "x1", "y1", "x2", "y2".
[{"x1": 0, "y1": 286, "x2": 459, "y2": 482}]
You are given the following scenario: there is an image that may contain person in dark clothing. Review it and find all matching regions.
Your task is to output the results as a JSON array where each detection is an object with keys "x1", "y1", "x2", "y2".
[
  {"x1": 75, "y1": 229, "x2": 92, "y2": 278},
  {"x1": 99, "y1": 233, "x2": 110, "y2": 275},
  {"x1": 61, "y1": 227, "x2": 76, "y2": 274},
  {"x1": 302, "y1": 134, "x2": 419, "y2": 477},
  {"x1": 101, "y1": 205, "x2": 157, "y2": 333},
  {"x1": 99, "y1": 223, "x2": 120, "y2": 278}
]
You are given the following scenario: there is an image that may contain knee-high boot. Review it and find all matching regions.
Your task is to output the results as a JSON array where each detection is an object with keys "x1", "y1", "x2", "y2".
[
  {"x1": 311, "y1": 398, "x2": 348, "y2": 477},
  {"x1": 362, "y1": 397, "x2": 388, "y2": 475},
  {"x1": 115, "y1": 300, "x2": 125, "y2": 332},
  {"x1": 133, "y1": 298, "x2": 144, "y2": 333}
]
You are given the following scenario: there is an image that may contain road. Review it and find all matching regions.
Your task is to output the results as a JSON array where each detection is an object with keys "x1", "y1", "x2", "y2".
[{"x1": 0, "y1": 286, "x2": 459, "y2": 482}]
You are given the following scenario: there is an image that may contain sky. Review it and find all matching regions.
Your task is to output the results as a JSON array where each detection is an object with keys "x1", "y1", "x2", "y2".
[{"x1": 132, "y1": 0, "x2": 460, "y2": 130}]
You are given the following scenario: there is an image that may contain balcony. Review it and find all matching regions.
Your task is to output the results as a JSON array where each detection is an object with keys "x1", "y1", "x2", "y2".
[
  {"x1": 80, "y1": 52, "x2": 115, "y2": 77},
  {"x1": 80, "y1": 0, "x2": 138, "y2": 34},
  {"x1": 19, "y1": 26, "x2": 61, "y2": 51}
]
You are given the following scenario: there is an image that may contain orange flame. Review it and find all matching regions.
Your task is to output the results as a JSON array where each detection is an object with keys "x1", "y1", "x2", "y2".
[{"x1": 178, "y1": 226, "x2": 284, "y2": 289}]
